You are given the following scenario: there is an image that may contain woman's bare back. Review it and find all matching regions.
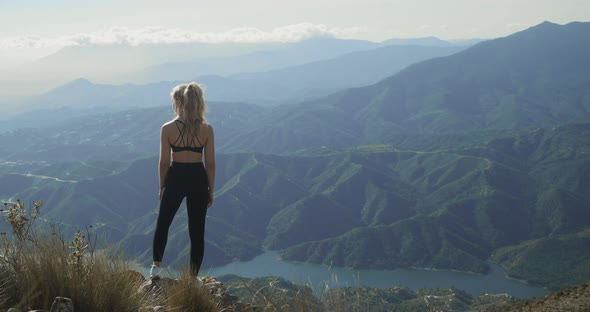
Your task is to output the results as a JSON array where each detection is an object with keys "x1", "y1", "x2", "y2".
[{"x1": 162, "y1": 119, "x2": 211, "y2": 163}]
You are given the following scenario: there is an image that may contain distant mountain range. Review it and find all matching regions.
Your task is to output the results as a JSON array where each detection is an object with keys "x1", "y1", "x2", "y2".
[
  {"x1": 0, "y1": 43, "x2": 466, "y2": 128},
  {"x1": 4, "y1": 40, "x2": 285, "y2": 92},
  {"x1": 381, "y1": 36, "x2": 484, "y2": 47},
  {"x1": 1, "y1": 21, "x2": 589, "y2": 291},
  {"x1": 220, "y1": 21, "x2": 590, "y2": 153},
  {"x1": 126, "y1": 37, "x2": 382, "y2": 83},
  {"x1": 224, "y1": 45, "x2": 465, "y2": 105},
  {"x1": 4, "y1": 43, "x2": 466, "y2": 113},
  {"x1": 4, "y1": 21, "x2": 589, "y2": 154},
  {"x1": 3, "y1": 36, "x2": 470, "y2": 97}
]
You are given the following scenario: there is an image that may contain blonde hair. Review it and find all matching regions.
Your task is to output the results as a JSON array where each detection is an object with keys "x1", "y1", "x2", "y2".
[
  {"x1": 171, "y1": 84, "x2": 187, "y2": 115},
  {"x1": 171, "y1": 82, "x2": 207, "y2": 143}
]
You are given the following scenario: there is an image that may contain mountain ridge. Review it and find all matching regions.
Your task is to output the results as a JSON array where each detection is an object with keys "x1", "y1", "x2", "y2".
[{"x1": 217, "y1": 21, "x2": 590, "y2": 153}]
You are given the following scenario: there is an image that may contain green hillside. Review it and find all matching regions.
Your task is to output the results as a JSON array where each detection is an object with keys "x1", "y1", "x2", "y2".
[
  {"x1": 277, "y1": 122, "x2": 590, "y2": 281},
  {"x1": 493, "y1": 229, "x2": 590, "y2": 290},
  {"x1": 2, "y1": 122, "x2": 589, "y2": 288},
  {"x1": 281, "y1": 216, "x2": 490, "y2": 273}
]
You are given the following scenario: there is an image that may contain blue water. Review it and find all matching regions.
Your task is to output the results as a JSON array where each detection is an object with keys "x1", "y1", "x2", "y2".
[{"x1": 204, "y1": 251, "x2": 548, "y2": 299}]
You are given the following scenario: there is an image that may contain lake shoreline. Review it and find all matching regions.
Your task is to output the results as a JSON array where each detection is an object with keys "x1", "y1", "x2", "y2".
[{"x1": 208, "y1": 251, "x2": 549, "y2": 299}]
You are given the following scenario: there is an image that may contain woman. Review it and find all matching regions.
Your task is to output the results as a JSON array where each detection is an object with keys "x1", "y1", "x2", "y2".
[{"x1": 151, "y1": 82, "x2": 216, "y2": 280}]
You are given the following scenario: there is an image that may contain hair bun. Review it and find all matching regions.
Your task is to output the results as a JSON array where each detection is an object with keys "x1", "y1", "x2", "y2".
[{"x1": 188, "y1": 82, "x2": 203, "y2": 97}]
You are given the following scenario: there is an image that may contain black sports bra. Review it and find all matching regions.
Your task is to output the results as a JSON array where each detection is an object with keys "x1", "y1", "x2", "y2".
[{"x1": 170, "y1": 120, "x2": 204, "y2": 153}]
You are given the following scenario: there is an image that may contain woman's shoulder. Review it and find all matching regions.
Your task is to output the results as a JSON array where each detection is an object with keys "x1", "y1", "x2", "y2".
[
  {"x1": 162, "y1": 119, "x2": 179, "y2": 127},
  {"x1": 200, "y1": 121, "x2": 214, "y2": 131},
  {"x1": 161, "y1": 119, "x2": 178, "y2": 131}
]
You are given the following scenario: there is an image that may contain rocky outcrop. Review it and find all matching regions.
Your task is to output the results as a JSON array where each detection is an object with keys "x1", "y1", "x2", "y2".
[{"x1": 489, "y1": 282, "x2": 590, "y2": 312}]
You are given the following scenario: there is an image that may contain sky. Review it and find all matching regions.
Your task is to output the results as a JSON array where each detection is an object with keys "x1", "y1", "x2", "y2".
[{"x1": 0, "y1": 0, "x2": 589, "y2": 64}]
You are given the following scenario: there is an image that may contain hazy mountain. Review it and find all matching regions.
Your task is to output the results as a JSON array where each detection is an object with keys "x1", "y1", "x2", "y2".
[
  {"x1": 3, "y1": 36, "x2": 472, "y2": 96},
  {"x1": 3, "y1": 41, "x2": 287, "y2": 95},
  {"x1": 32, "y1": 78, "x2": 177, "y2": 110},
  {"x1": 4, "y1": 20, "x2": 589, "y2": 158},
  {"x1": 226, "y1": 45, "x2": 466, "y2": 103},
  {"x1": 3, "y1": 21, "x2": 589, "y2": 156},
  {"x1": 125, "y1": 37, "x2": 384, "y2": 83},
  {"x1": 381, "y1": 36, "x2": 466, "y2": 46},
  {"x1": 218, "y1": 21, "x2": 590, "y2": 153},
  {"x1": 0, "y1": 79, "x2": 181, "y2": 128},
  {"x1": 381, "y1": 37, "x2": 488, "y2": 47},
  {"x1": 354, "y1": 21, "x2": 590, "y2": 132},
  {"x1": 122, "y1": 36, "x2": 477, "y2": 85},
  {"x1": 3, "y1": 36, "x2": 380, "y2": 95},
  {"x1": 181, "y1": 44, "x2": 465, "y2": 106},
  {"x1": 1, "y1": 43, "x2": 464, "y2": 127}
]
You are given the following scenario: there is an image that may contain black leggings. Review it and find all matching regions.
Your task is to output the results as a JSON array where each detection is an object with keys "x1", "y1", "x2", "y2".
[{"x1": 153, "y1": 162, "x2": 209, "y2": 276}]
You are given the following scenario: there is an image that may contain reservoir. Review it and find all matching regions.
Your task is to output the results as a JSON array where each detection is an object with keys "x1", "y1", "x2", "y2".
[{"x1": 205, "y1": 251, "x2": 548, "y2": 299}]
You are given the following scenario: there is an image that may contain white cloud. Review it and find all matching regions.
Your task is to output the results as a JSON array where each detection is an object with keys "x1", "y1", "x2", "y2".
[{"x1": 0, "y1": 23, "x2": 365, "y2": 50}]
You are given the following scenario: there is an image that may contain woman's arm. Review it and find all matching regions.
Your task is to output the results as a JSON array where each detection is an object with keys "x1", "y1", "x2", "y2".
[
  {"x1": 204, "y1": 124, "x2": 216, "y2": 207},
  {"x1": 159, "y1": 125, "x2": 171, "y2": 199}
]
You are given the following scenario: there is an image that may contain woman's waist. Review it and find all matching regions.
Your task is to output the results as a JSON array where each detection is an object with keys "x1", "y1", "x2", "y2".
[
  {"x1": 171, "y1": 153, "x2": 203, "y2": 164},
  {"x1": 170, "y1": 161, "x2": 204, "y2": 168},
  {"x1": 166, "y1": 162, "x2": 208, "y2": 185},
  {"x1": 169, "y1": 161, "x2": 206, "y2": 174}
]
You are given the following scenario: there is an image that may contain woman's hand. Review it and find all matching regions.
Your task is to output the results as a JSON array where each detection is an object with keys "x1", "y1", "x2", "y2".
[{"x1": 207, "y1": 191, "x2": 214, "y2": 208}]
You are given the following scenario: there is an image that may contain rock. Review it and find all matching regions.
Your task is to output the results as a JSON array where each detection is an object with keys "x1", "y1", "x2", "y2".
[
  {"x1": 50, "y1": 296, "x2": 73, "y2": 312},
  {"x1": 138, "y1": 275, "x2": 179, "y2": 296},
  {"x1": 201, "y1": 276, "x2": 260, "y2": 312},
  {"x1": 491, "y1": 282, "x2": 590, "y2": 312}
]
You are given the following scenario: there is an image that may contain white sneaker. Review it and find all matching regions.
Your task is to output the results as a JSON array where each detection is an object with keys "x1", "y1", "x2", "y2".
[{"x1": 149, "y1": 264, "x2": 161, "y2": 279}]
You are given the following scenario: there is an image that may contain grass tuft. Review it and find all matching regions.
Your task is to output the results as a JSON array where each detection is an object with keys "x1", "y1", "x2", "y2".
[{"x1": 165, "y1": 269, "x2": 221, "y2": 312}]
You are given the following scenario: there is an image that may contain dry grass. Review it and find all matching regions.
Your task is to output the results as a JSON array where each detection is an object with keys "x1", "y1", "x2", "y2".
[
  {"x1": 0, "y1": 201, "x2": 146, "y2": 311},
  {"x1": 165, "y1": 270, "x2": 222, "y2": 312},
  {"x1": 0, "y1": 200, "x2": 365, "y2": 312},
  {"x1": 0, "y1": 200, "x2": 220, "y2": 312}
]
